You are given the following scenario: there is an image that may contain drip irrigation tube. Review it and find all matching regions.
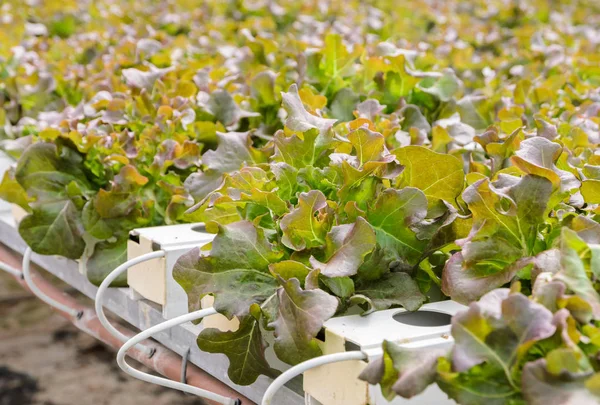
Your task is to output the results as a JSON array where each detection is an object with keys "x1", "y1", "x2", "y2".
[
  {"x1": 0, "y1": 244, "x2": 254, "y2": 405},
  {"x1": 261, "y1": 351, "x2": 368, "y2": 405},
  {"x1": 95, "y1": 250, "x2": 166, "y2": 355},
  {"x1": 117, "y1": 307, "x2": 241, "y2": 405},
  {"x1": 21, "y1": 247, "x2": 81, "y2": 319},
  {"x1": 0, "y1": 260, "x2": 22, "y2": 278}
]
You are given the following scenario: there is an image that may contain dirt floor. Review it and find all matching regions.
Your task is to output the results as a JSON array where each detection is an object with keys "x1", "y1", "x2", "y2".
[{"x1": 0, "y1": 266, "x2": 207, "y2": 405}]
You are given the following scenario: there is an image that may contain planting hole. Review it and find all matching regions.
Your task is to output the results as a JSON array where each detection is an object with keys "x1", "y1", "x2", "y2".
[
  {"x1": 129, "y1": 233, "x2": 140, "y2": 244},
  {"x1": 392, "y1": 310, "x2": 452, "y2": 327},
  {"x1": 191, "y1": 224, "x2": 207, "y2": 233}
]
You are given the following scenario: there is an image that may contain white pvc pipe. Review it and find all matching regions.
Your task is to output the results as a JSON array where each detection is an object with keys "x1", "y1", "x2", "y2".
[
  {"x1": 95, "y1": 250, "x2": 166, "y2": 355},
  {"x1": 261, "y1": 351, "x2": 368, "y2": 405},
  {"x1": 117, "y1": 307, "x2": 240, "y2": 405},
  {"x1": 0, "y1": 260, "x2": 22, "y2": 278},
  {"x1": 21, "y1": 247, "x2": 81, "y2": 318}
]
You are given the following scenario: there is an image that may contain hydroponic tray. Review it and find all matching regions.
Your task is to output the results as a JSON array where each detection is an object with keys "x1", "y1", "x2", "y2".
[{"x1": 0, "y1": 210, "x2": 304, "y2": 405}]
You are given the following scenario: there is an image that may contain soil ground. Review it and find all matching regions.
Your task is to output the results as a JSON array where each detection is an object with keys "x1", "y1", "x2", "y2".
[{"x1": 0, "y1": 263, "x2": 206, "y2": 405}]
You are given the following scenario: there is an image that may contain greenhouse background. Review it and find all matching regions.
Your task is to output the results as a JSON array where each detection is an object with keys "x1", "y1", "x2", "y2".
[{"x1": 1, "y1": 0, "x2": 600, "y2": 404}]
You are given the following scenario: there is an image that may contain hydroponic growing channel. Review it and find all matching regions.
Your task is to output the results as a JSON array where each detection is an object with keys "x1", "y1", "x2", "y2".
[{"x1": 1, "y1": 0, "x2": 600, "y2": 404}]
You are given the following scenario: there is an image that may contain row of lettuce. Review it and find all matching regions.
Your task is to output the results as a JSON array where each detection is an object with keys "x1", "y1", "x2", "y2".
[{"x1": 1, "y1": 0, "x2": 600, "y2": 403}]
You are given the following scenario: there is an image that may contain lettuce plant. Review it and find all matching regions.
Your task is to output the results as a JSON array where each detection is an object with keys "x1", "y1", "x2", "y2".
[
  {"x1": 361, "y1": 227, "x2": 600, "y2": 405},
  {"x1": 172, "y1": 84, "x2": 461, "y2": 383},
  {"x1": 0, "y1": 0, "x2": 600, "y2": 402}
]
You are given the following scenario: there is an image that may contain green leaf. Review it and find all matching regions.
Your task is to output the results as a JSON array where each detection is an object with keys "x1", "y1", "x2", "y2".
[
  {"x1": 280, "y1": 190, "x2": 332, "y2": 251},
  {"x1": 206, "y1": 90, "x2": 260, "y2": 128},
  {"x1": 417, "y1": 69, "x2": 462, "y2": 102},
  {"x1": 321, "y1": 276, "x2": 355, "y2": 298},
  {"x1": 49, "y1": 14, "x2": 78, "y2": 38},
  {"x1": 359, "y1": 340, "x2": 448, "y2": 400},
  {"x1": 451, "y1": 289, "x2": 556, "y2": 389},
  {"x1": 198, "y1": 195, "x2": 243, "y2": 231},
  {"x1": 366, "y1": 188, "x2": 428, "y2": 265},
  {"x1": 197, "y1": 304, "x2": 278, "y2": 385},
  {"x1": 337, "y1": 160, "x2": 385, "y2": 209},
  {"x1": 330, "y1": 88, "x2": 360, "y2": 121},
  {"x1": 251, "y1": 71, "x2": 277, "y2": 106},
  {"x1": 271, "y1": 162, "x2": 300, "y2": 201},
  {"x1": 85, "y1": 238, "x2": 128, "y2": 287},
  {"x1": 269, "y1": 260, "x2": 311, "y2": 284},
  {"x1": 347, "y1": 126, "x2": 386, "y2": 167},
  {"x1": 274, "y1": 128, "x2": 323, "y2": 169},
  {"x1": 199, "y1": 167, "x2": 289, "y2": 221},
  {"x1": 309, "y1": 217, "x2": 376, "y2": 277},
  {"x1": 15, "y1": 142, "x2": 90, "y2": 201},
  {"x1": 0, "y1": 168, "x2": 32, "y2": 211},
  {"x1": 244, "y1": 189, "x2": 289, "y2": 216},
  {"x1": 581, "y1": 180, "x2": 600, "y2": 204},
  {"x1": 555, "y1": 228, "x2": 600, "y2": 318},
  {"x1": 270, "y1": 277, "x2": 338, "y2": 365},
  {"x1": 381, "y1": 56, "x2": 421, "y2": 107},
  {"x1": 173, "y1": 221, "x2": 282, "y2": 318},
  {"x1": 356, "y1": 245, "x2": 396, "y2": 281},
  {"x1": 437, "y1": 358, "x2": 522, "y2": 405},
  {"x1": 463, "y1": 175, "x2": 553, "y2": 249},
  {"x1": 19, "y1": 200, "x2": 86, "y2": 259},
  {"x1": 355, "y1": 272, "x2": 426, "y2": 311},
  {"x1": 522, "y1": 359, "x2": 600, "y2": 405},
  {"x1": 95, "y1": 189, "x2": 137, "y2": 218},
  {"x1": 393, "y1": 145, "x2": 464, "y2": 202},
  {"x1": 321, "y1": 33, "x2": 360, "y2": 82}
]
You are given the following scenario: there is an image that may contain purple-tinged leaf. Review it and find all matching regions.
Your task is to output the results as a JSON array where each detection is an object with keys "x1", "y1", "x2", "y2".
[
  {"x1": 451, "y1": 290, "x2": 555, "y2": 376},
  {"x1": 359, "y1": 340, "x2": 448, "y2": 400},
  {"x1": 555, "y1": 228, "x2": 600, "y2": 319},
  {"x1": 309, "y1": 217, "x2": 376, "y2": 277},
  {"x1": 511, "y1": 137, "x2": 580, "y2": 192},
  {"x1": 281, "y1": 84, "x2": 337, "y2": 137},
  {"x1": 522, "y1": 359, "x2": 600, "y2": 405},
  {"x1": 173, "y1": 221, "x2": 282, "y2": 318},
  {"x1": 270, "y1": 277, "x2": 338, "y2": 365}
]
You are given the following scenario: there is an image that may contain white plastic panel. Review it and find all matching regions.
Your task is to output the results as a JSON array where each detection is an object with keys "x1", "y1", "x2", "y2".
[
  {"x1": 130, "y1": 223, "x2": 214, "y2": 250},
  {"x1": 323, "y1": 301, "x2": 464, "y2": 352},
  {"x1": 305, "y1": 301, "x2": 466, "y2": 405},
  {"x1": 127, "y1": 223, "x2": 215, "y2": 318}
]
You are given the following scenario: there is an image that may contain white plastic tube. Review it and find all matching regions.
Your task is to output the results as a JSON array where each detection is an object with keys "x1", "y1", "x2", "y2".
[
  {"x1": 117, "y1": 307, "x2": 240, "y2": 405},
  {"x1": 95, "y1": 250, "x2": 165, "y2": 355},
  {"x1": 261, "y1": 351, "x2": 368, "y2": 405},
  {"x1": 0, "y1": 260, "x2": 22, "y2": 278},
  {"x1": 21, "y1": 247, "x2": 81, "y2": 318}
]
